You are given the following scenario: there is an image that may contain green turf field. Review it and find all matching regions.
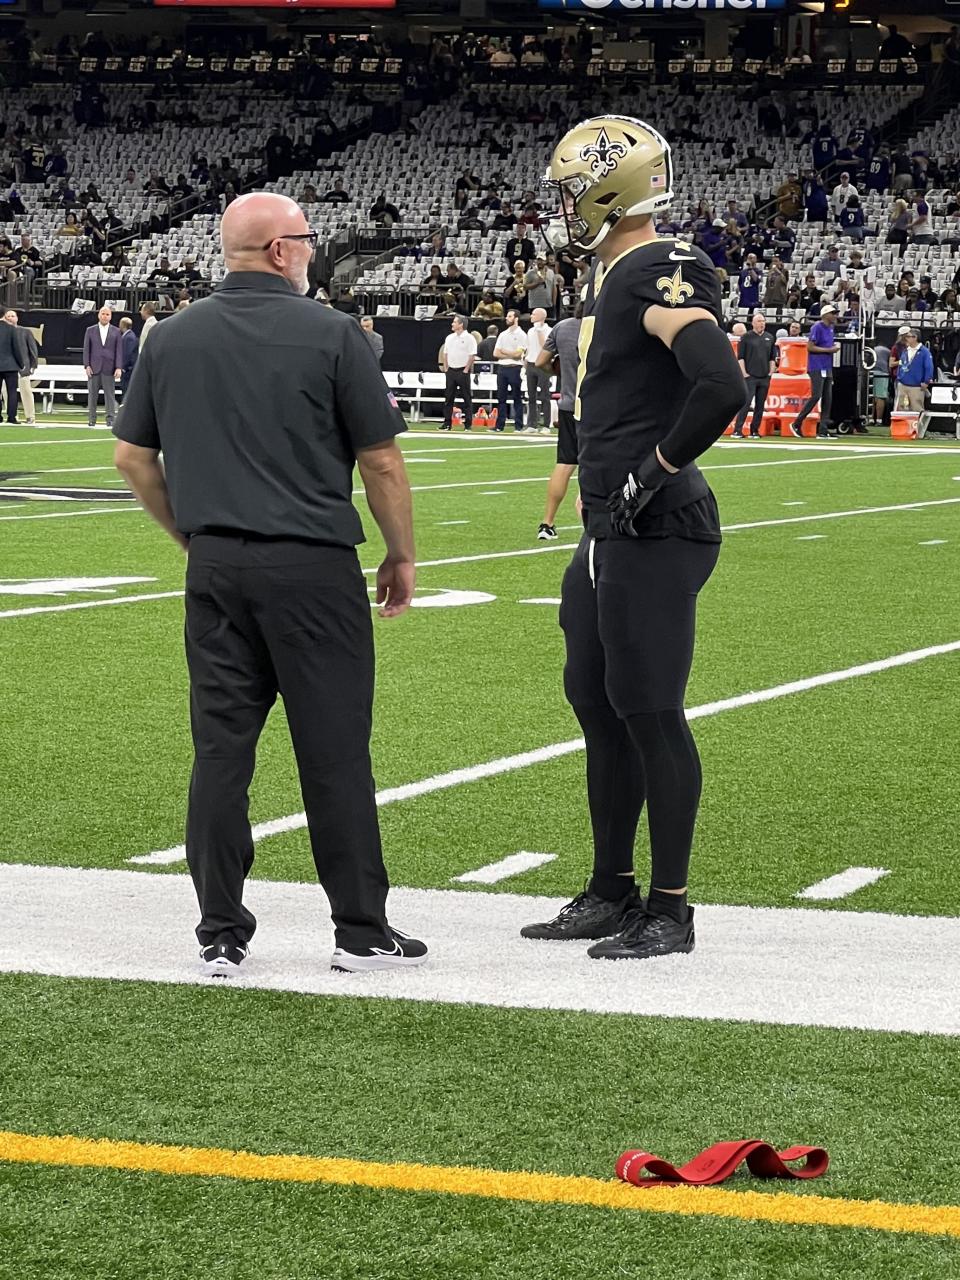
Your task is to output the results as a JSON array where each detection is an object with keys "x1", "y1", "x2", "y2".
[{"x1": 3, "y1": 419, "x2": 960, "y2": 1276}]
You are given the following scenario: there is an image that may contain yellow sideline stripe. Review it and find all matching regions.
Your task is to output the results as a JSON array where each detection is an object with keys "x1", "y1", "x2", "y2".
[{"x1": 2, "y1": 1130, "x2": 959, "y2": 1239}]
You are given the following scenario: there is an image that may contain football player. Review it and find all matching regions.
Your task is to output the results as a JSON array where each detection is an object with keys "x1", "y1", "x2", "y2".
[{"x1": 521, "y1": 116, "x2": 746, "y2": 960}]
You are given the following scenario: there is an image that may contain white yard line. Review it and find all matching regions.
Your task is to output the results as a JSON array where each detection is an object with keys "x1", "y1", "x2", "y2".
[
  {"x1": 0, "y1": 544, "x2": 582, "y2": 619},
  {"x1": 402, "y1": 431, "x2": 549, "y2": 445},
  {"x1": 129, "y1": 636, "x2": 960, "y2": 866},
  {"x1": 374, "y1": 476, "x2": 551, "y2": 496},
  {"x1": 451, "y1": 851, "x2": 557, "y2": 884},
  {"x1": 0, "y1": 507, "x2": 136, "y2": 524},
  {"x1": 400, "y1": 443, "x2": 554, "y2": 454},
  {"x1": 724, "y1": 496, "x2": 960, "y2": 532},
  {"x1": 2, "y1": 864, "x2": 957, "y2": 1036},
  {"x1": 6, "y1": 493, "x2": 960, "y2": 613},
  {"x1": 28, "y1": 466, "x2": 117, "y2": 475},
  {"x1": 0, "y1": 476, "x2": 557, "y2": 522},
  {"x1": 797, "y1": 867, "x2": 891, "y2": 901},
  {"x1": 0, "y1": 590, "x2": 184, "y2": 620},
  {"x1": 0, "y1": 438, "x2": 110, "y2": 447}
]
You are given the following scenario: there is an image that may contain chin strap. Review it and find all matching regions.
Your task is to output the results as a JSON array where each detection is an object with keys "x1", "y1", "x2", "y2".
[{"x1": 616, "y1": 1140, "x2": 829, "y2": 1187}]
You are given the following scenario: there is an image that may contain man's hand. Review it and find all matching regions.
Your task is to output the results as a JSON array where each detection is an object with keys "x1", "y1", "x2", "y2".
[
  {"x1": 84, "y1": 365, "x2": 93, "y2": 377},
  {"x1": 606, "y1": 452, "x2": 669, "y2": 538},
  {"x1": 375, "y1": 557, "x2": 415, "y2": 618},
  {"x1": 114, "y1": 369, "x2": 122, "y2": 380}
]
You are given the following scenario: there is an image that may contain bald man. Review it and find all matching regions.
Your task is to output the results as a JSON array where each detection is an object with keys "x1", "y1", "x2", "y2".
[
  {"x1": 524, "y1": 306, "x2": 553, "y2": 433},
  {"x1": 113, "y1": 193, "x2": 427, "y2": 976}
]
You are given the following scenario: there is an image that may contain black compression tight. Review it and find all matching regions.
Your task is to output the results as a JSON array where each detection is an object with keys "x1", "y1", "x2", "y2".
[{"x1": 560, "y1": 534, "x2": 719, "y2": 900}]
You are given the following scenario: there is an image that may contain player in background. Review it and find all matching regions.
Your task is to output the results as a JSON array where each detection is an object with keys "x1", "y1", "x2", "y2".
[
  {"x1": 521, "y1": 115, "x2": 746, "y2": 960},
  {"x1": 535, "y1": 304, "x2": 582, "y2": 540}
]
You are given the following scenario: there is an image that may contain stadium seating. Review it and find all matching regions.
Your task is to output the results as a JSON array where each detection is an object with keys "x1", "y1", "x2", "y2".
[{"x1": 3, "y1": 70, "x2": 956, "y2": 330}]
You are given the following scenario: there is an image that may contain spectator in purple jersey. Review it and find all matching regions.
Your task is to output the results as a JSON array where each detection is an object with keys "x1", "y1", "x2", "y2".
[{"x1": 787, "y1": 303, "x2": 839, "y2": 438}]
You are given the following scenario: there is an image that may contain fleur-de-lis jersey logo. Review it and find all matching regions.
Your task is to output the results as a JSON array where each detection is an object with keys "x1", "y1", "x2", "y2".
[
  {"x1": 579, "y1": 128, "x2": 628, "y2": 179},
  {"x1": 656, "y1": 267, "x2": 695, "y2": 307}
]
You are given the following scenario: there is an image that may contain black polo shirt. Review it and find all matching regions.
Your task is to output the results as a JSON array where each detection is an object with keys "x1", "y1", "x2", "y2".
[
  {"x1": 738, "y1": 329, "x2": 779, "y2": 379},
  {"x1": 113, "y1": 271, "x2": 405, "y2": 545}
]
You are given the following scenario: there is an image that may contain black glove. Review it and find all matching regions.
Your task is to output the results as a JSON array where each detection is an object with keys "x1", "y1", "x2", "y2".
[{"x1": 606, "y1": 452, "x2": 669, "y2": 538}]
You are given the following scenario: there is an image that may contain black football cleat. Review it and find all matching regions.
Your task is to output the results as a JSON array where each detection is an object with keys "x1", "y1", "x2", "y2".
[
  {"x1": 199, "y1": 935, "x2": 249, "y2": 977},
  {"x1": 537, "y1": 523, "x2": 558, "y2": 541},
  {"x1": 520, "y1": 884, "x2": 643, "y2": 941},
  {"x1": 331, "y1": 928, "x2": 428, "y2": 972},
  {"x1": 587, "y1": 906, "x2": 695, "y2": 960}
]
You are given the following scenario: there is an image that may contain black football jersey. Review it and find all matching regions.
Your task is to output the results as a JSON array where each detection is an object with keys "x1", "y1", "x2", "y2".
[{"x1": 576, "y1": 238, "x2": 723, "y2": 520}]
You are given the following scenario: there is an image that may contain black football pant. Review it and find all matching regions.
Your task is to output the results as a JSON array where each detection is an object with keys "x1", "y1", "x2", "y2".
[
  {"x1": 184, "y1": 535, "x2": 390, "y2": 951},
  {"x1": 734, "y1": 376, "x2": 770, "y2": 435},
  {"x1": 443, "y1": 368, "x2": 472, "y2": 428},
  {"x1": 560, "y1": 533, "x2": 720, "y2": 900}
]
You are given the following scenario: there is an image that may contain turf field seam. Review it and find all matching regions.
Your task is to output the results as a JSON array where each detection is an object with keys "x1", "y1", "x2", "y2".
[
  {"x1": 128, "y1": 636, "x2": 960, "y2": 866},
  {"x1": 1, "y1": 1130, "x2": 958, "y2": 1239}
]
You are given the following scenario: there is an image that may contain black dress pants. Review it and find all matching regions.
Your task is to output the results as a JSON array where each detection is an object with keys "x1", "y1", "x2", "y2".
[
  {"x1": 184, "y1": 534, "x2": 390, "y2": 951},
  {"x1": 734, "y1": 376, "x2": 770, "y2": 435},
  {"x1": 443, "y1": 368, "x2": 472, "y2": 427},
  {"x1": 791, "y1": 370, "x2": 832, "y2": 434},
  {"x1": 1, "y1": 370, "x2": 18, "y2": 423}
]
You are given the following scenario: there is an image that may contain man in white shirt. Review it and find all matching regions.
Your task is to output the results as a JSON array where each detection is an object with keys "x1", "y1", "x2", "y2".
[
  {"x1": 831, "y1": 172, "x2": 857, "y2": 220},
  {"x1": 139, "y1": 301, "x2": 158, "y2": 348},
  {"x1": 492, "y1": 308, "x2": 527, "y2": 432},
  {"x1": 524, "y1": 307, "x2": 553, "y2": 433},
  {"x1": 440, "y1": 315, "x2": 477, "y2": 431}
]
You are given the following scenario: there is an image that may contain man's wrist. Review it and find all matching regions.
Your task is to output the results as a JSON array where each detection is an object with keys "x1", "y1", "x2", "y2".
[{"x1": 635, "y1": 450, "x2": 669, "y2": 490}]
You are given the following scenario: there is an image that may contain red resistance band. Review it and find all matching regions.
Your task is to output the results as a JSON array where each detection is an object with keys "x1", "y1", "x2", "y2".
[{"x1": 616, "y1": 1141, "x2": 829, "y2": 1188}]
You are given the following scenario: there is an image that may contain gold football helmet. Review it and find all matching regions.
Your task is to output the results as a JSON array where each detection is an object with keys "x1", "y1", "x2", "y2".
[{"x1": 541, "y1": 115, "x2": 673, "y2": 252}]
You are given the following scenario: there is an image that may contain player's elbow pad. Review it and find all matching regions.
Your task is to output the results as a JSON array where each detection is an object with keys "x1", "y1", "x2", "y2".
[{"x1": 659, "y1": 320, "x2": 748, "y2": 470}]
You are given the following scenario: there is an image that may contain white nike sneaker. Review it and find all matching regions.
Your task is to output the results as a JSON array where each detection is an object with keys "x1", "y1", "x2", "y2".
[
  {"x1": 331, "y1": 928, "x2": 428, "y2": 972},
  {"x1": 199, "y1": 936, "x2": 249, "y2": 977}
]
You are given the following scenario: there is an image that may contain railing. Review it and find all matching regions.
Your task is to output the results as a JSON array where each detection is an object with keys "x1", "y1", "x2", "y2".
[
  {"x1": 27, "y1": 278, "x2": 218, "y2": 313},
  {"x1": 0, "y1": 50, "x2": 938, "y2": 94}
]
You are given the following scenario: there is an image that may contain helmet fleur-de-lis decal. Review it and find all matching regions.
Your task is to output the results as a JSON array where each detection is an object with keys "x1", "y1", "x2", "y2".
[
  {"x1": 579, "y1": 128, "x2": 628, "y2": 178},
  {"x1": 656, "y1": 267, "x2": 694, "y2": 307}
]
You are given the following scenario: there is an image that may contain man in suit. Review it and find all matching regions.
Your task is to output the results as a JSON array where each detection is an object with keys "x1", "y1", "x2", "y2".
[
  {"x1": 359, "y1": 315, "x2": 383, "y2": 365},
  {"x1": 3, "y1": 311, "x2": 38, "y2": 424},
  {"x1": 0, "y1": 308, "x2": 26, "y2": 424},
  {"x1": 118, "y1": 316, "x2": 138, "y2": 395},
  {"x1": 83, "y1": 305, "x2": 123, "y2": 428}
]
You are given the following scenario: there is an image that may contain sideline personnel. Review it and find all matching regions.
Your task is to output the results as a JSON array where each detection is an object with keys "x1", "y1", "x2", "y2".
[{"x1": 113, "y1": 192, "x2": 427, "y2": 977}]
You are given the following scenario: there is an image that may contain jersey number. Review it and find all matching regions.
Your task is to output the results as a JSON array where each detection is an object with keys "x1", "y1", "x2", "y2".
[{"x1": 574, "y1": 315, "x2": 595, "y2": 421}]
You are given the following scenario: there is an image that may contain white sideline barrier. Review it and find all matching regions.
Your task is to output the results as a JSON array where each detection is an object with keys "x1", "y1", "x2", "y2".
[
  {"x1": 382, "y1": 370, "x2": 557, "y2": 423},
  {"x1": 28, "y1": 366, "x2": 121, "y2": 416}
]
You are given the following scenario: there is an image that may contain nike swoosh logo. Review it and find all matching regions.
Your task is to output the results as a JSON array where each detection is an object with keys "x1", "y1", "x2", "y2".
[
  {"x1": 669, "y1": 251, "x2": 697, "y2": 262},
  {"x1": 371, "y1": 940, "x2": 402, "y2": 957}
]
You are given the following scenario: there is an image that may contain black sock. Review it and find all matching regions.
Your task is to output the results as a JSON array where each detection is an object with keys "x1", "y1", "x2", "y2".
[
  {"x1": 647, "y1": 887, "x2": 689, "y2": 923},
  {"x1": 573, "y1": 702, "x2": 646, "y2": 901},
  {"x1": 624, "y1": 710, "x2": 703, "y2": 896}
]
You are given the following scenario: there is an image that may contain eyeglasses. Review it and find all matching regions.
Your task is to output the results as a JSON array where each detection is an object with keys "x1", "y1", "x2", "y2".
[{"x1": 261, "y1": 231, "x2": 319, "y2": 251}]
